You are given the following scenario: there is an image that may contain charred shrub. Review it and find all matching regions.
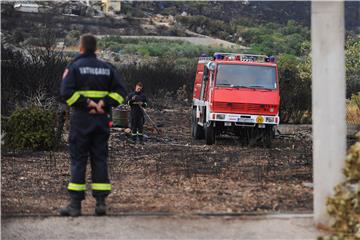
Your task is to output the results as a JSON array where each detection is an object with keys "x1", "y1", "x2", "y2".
[
  {"x1": 118, "y1": 57, "x2": 197, "y2": 105},
  {"x1": 4, "y1": 106, "x2": 57, "y2": 151},
  {"x1": 1, "y1": 37, "x2": 67, "y2": 115}
]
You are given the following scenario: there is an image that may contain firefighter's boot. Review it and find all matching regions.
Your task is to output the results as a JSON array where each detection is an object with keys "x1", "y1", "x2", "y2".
[
  {"x1": 128, "y1": 137, "x2": 136, "y2": 144},
  {"x1": 59, "y1": 199, "x2": 81, "y2": 217},
  {"x1": 95, "y1": 197, "x2": 107, "y2": 216},
  {"x1": 129, "y1": 133, "x2": 137, "y2": 144},
  {"x1": 138, "y1": 135, "x2": 144, "y2": 145}
]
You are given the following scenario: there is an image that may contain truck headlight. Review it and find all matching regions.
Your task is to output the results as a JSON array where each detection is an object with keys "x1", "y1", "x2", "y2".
[{"x1": 216, "y1": 114, "x2": 225, "y2": 120}]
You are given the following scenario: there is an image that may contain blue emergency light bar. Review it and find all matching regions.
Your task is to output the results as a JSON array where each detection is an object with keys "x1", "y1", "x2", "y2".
[
  {"x1": 214, "y1": 53, "x2": 224, "y2": 60},
  {"x1": 265, "y1": 56, "x2": 276, "y2": 63}
]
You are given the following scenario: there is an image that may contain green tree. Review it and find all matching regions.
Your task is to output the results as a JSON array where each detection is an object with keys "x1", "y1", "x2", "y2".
[
  {"x1": 296, "y1": 36, "x2": 360, "y2": 98},
  {"x1": 345, "y1": 35, "x2": 360, "y2": 97}
]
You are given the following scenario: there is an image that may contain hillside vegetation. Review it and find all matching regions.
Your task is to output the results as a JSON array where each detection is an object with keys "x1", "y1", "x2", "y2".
[
  {"x1": 98, "y1": 37, "x2": 243, "y2": 58},
  {"x1": 1, "y1": 1, "x2": 359, "y2": 127}
]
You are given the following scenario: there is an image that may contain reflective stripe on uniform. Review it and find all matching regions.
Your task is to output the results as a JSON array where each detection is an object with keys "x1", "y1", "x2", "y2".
[
  {"x1": 108, "y1": 92, "x2": 125, "y2": 104},
  {"x1": 66, "y1": 90, "x2": 124, "y2": 106},
  {"x1": 78, "y1": 90, "x2": 109, "y2": 98},
  {"x1": 66, "y1": 92, "x2": 81, "y2": 106},
  {"x1": 91, "y1": 183, "x2": 112, "y2": 191},
  {"x1": 137, "y1": 132, "x2": 143, "y2": 136},
  {"x1": 68, "y1": 182, "x2": 86, "y2": 191}
]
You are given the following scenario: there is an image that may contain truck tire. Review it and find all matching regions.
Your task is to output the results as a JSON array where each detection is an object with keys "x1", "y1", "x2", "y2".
[
  {"x1": 192, "y1": 108, "x2": 204, "y2": 139},
  {"x1": 264, "y1": 126, "x2": 274, "y2": 148},
  {"x1": 205, "y1": 122, "x2": 215, "y2": 145}
]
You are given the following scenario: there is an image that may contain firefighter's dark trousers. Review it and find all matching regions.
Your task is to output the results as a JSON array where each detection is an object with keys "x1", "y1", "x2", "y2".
[
  {"x1": 131, "y1": 111, "x2": 144, "y2": 141},
  {"x1": 68, "y1": 110, "x2": 111, "y2": 201}
]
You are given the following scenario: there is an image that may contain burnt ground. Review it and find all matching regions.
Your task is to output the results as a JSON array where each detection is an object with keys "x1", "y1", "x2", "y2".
[{"x1": 1, "y1": 107, "x2": 314, "y2": 216}]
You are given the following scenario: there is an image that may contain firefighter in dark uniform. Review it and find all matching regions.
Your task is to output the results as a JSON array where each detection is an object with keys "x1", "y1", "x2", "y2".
[
  {"x1": 127, "y1": 82, "x2": 147, "y2": 144},
  {"x1": 59, "y1": 34, "x2": 126, "y2": 217}
]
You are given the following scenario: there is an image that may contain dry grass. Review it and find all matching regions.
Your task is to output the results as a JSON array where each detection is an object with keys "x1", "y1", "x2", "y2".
[{"x1": 346, "y1": 102, "x2": 360, "y2": 125}]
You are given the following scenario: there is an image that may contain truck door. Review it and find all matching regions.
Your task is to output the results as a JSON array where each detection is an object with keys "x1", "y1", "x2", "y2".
[
  {"x1": 199, "y1": 66, "x2": 209, "y2": 123},
  {"x1": 200, "y1": 66, "x2": 209, "y2": 100},
  {"x1": 193, "y1": 64, "x2": 205, "y2": 99}
]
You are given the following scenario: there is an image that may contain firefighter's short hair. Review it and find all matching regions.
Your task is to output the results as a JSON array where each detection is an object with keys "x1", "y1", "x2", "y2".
[
  {"x1": 136, "y1": 82, "x2": 143, "y2": 88},
  {"x1": 80, "y1": 34, "x2": 97, "y2": 53}
]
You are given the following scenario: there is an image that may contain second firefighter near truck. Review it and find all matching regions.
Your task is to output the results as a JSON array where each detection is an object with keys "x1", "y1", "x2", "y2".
[
  {"x1": 127, "y1": 82, "x2": 148, "y2": 144},
  {"x1": 59, "y1": 34, "x2": 127, "y2": 217}
]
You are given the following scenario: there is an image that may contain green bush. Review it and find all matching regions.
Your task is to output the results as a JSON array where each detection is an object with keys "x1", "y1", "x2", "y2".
[
  {"x1": 322, "y1": 132, "x2": 360, "y2": 240},
  {"x1": 4, "y1": 106, "x2": 57, "y2": 151}
]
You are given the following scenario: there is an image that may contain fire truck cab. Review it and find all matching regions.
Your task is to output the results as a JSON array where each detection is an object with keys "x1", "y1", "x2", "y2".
[{"x1": 191, "y1": 53, "x2": 280, "y2": 146}]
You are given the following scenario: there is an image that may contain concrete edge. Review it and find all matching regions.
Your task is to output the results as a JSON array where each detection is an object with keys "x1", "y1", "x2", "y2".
[{"x1": 2, "y1": 211, "x2": 314, "y2": 219}]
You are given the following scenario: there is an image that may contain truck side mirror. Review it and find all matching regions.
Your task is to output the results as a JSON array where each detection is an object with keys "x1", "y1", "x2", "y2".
[{"x1": 206, "y1": 62, "x2": 216, "y2": 71}]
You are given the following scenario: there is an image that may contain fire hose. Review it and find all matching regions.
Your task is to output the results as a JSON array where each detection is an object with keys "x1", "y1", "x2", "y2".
[{"x1": 132, "y1": 102, "x2": 161, "y2": 134}]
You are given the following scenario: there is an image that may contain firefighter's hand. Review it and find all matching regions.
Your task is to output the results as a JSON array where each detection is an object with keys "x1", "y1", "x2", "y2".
[
  {"x1": 87, "y1": 100, "x2": 103, "y2": 114},
  {"x1": 88, "y1": 100, "x2": 98, "y2": 111},
  {"x1": 132, "y1": 96, "x2": 136, "y2": 100},
  {"x1": 96, "y1": 100, "x2": 105, "y2": 114}
]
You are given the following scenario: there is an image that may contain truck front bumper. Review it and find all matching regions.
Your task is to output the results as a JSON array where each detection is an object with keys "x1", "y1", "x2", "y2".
[{"x1": 209, "y1": 112, "x2": 279, "y2": 126}]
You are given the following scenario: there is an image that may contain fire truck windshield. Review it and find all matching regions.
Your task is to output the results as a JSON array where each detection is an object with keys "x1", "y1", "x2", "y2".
[{"x1": 216, "y1": 64, "x2": 277, "y2": 89}]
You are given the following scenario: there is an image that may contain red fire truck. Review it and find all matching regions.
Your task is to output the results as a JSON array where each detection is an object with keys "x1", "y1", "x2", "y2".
[{"x1": 191, "y1": 53, "x2": 280, "y2": 146}]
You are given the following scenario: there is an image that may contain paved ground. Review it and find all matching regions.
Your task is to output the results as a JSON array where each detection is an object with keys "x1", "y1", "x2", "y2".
[{"x1": 2, "y1": 214, "x2": 325, "y2": 240}]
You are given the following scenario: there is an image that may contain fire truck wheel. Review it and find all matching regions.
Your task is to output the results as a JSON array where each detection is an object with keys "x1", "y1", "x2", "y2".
[
  {"x1": 192, "y1": 108, "x2": 204, "y2": 139},
  {"x1": 263, "y1": 126, "x2": 274, "y2": 148},
  {"x1": 205, "y1": 123, "x2": 215, "y2": 145}
]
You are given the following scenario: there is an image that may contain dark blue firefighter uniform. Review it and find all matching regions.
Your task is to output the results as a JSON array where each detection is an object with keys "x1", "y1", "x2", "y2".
[
  {"x1": 60, "y1": 52, "x2": 126, "y2": 200},
  {"x1": 126, "y1": 91, "x2": 147, "y2": 141}
]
